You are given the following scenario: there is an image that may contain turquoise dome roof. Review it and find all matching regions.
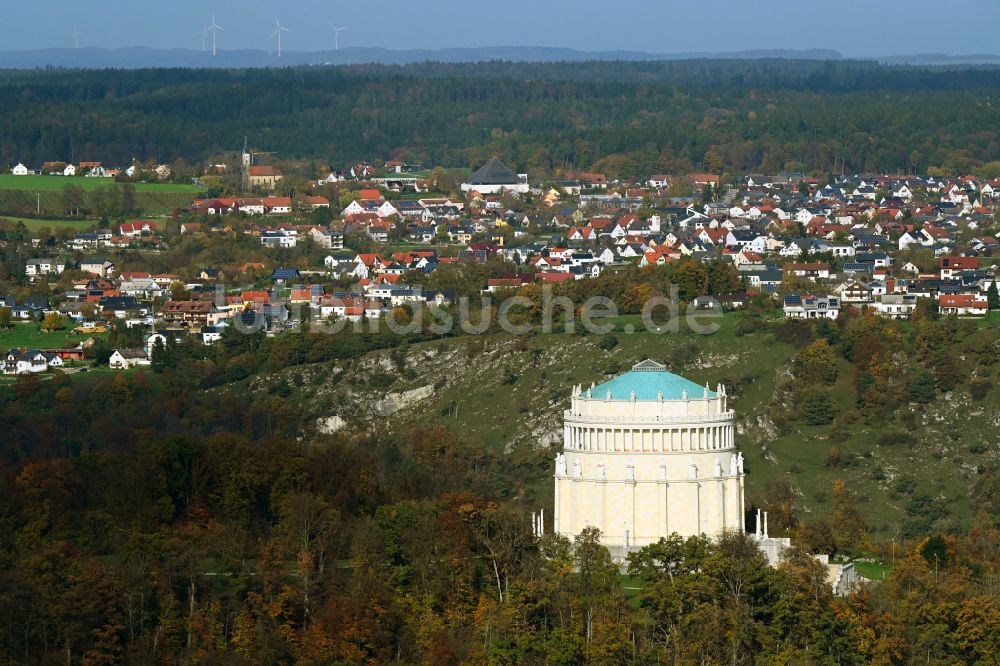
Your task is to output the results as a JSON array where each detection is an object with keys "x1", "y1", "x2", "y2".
[{"x1": 589, "y1": 360, "x2": 715, "y2": 401}]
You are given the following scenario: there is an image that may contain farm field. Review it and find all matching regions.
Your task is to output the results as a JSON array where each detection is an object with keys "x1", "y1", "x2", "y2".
[
  {"x1": 0, "y1": 174, "x2": 200, "y2": 193},
  {"x1": 0, "y1": 189, "x2": 195, "y2": 217},
  {"x1": 0, "y1": 175, "x2": 201, "y2": 216},
  {"x1": 0, "y1": 216, "x2": 95, "y2": 232},
  {"x1": 0, "y1": 323, "x2": 105, "y2": 352}
]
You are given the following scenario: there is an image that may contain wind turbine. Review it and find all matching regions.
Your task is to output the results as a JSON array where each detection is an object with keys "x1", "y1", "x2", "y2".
[
  {"x1": 271, "y1": 17, "x2": 289, "y2": 57},
  {"x1": 73, "y1": 27, "x2": 80, "y2": 49},
  {"x1": 206, "y1": 14, "x2": 224, "y2": 57},
  {"x1": 331, "y1": 24, "x2": 349, "y2": 51}
]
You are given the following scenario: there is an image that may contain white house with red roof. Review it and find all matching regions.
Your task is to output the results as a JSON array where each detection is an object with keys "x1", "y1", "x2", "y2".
[
  {"x1": 938, "y1": 256, "x2": 979, "y2": 279},
  {"x1": 120, "y1": 221, "x2": 157, "y2": 237},
  {"x1": 939, "y1": 294, "x2": 988, "y2": 317}
]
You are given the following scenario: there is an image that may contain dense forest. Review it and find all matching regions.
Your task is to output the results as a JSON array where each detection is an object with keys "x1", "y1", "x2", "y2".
[
  {"x1": 3, "y1": 60, "x2": 1000, "y2": 178},
  {"x1": 2, "y1": 284, "x2": 1000, "y2": 663}
]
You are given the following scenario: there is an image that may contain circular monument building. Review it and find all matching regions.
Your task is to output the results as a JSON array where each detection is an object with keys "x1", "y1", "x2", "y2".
[{"x1": 553, "y1": 359, "x2": 745, "y2": 556}]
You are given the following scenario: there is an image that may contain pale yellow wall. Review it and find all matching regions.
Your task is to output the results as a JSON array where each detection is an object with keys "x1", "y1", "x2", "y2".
[{"x1": 554, "y1": 395, "x2": 745, "y2": 548}]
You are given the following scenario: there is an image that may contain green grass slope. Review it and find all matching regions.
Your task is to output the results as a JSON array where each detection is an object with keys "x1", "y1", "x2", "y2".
[{"x1": 247, "y1": 311, "x2": 999, "y2": 539}]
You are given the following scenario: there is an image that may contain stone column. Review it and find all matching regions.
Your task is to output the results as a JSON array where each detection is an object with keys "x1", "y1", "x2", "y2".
[
  {"x1": 726, "y1": 472, "x2": 741, "y2": 533},
  {"x1": 599, "y1": 475, "x2": 607, "y2": 537},
  {"x1": 659, "y1": 465, "x2": 669, "y2": 537},
  {"x1": 696, "y1": 481, "x2": 702, "y2": 535},
  {"x1": 554, "y1": 477, "x2": 562, "y2": 533},
  {"x1": 567, "y1": 477, "x2": 575, "y2": 537},
  {"x1": 720, "y1": 475, "x2": 727, "y2": 533},
  {"x1": 626, "y1": 465, "x2": 636, "y2": 546}
]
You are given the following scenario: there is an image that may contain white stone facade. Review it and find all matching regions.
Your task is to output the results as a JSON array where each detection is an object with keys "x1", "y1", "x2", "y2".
[{"x1": 554, "y1": 361, "x2": 745, "y2": 554}]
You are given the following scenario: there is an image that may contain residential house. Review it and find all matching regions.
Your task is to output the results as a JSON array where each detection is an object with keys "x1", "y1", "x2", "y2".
[
  {"x1": 118, "y1": 278, "x2": 164, "y2": 299},
  {"x1": 834, "y1": 280, "x2": 873, "y2": 304},
  {"x1": 872, "y1": 294, "x2": 917, "y2": 319},
  {"x1": 938, "y1": 256, "x2": 979, "y2": 279},
  {"x1": 109, "y1": 349, "x2": 151, "y2": 369},
  {"x1": 305, "y1": 195, "x2": 330, "y2": 209},
  {"x1": 120, "y1": 221, "x2": 157, "y2": 237},
  {"x1": 271, "y1": 267, "x2": 301, "y2": 284},
  {"x1": 260, "y1": 229, "x2": 298, "y2": 248},
  {"x1": 939, "y1": 294, "x2": 988, "y2": 316},
  {"x1": 80, "y1": 259, "x2": 115, "y2": 277},
  {"x1": 25, "y1": 258, "x2": 66, "y2": 278},
  {"x1": 161, "y1": 300, "x2": 224, "y2": 330},
  {"x1": 310, "y1": 229, "x2": 344, "y2": 249},
  {"x1": 783, "y1": 294, "x2": 840, "y2": 319},
  {"x1": 789, "y1": 263, "x2": 831, "y2": 280},
  {"x1": 5, "y1": 295, "x2": 50, "y2": 320},
  {"x1": 3, "y1": 349, "x2": 60, "y2": 374}
]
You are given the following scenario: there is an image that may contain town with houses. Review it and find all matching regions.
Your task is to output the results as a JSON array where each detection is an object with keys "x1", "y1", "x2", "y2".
[
  {"x1": 2, "y1": 153, "x2": 998, "y2": 375},
  {"x1": 8, "y1": 21, "x2": 1000, "y2": 659}
]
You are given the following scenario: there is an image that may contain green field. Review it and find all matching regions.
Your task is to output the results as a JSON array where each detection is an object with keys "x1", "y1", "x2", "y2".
[
  {"x1": 0, "y1": 216, "x2": 96, "y2": 232},
  {"x1": 0, "y1": 174, "x2": 200, "y2": 193},
  {"x1": 0, "y1": 175, "x2": 200, "y2": 216},
  {"x1": 0, "y1": 189, "x2": 195, "y2": 217},
  {"x1": 0, "y1": 323, "x2": 104, "y2": 353},
  {"x1": 853, "y1": 560, "x2": 893, "y2": 580}
]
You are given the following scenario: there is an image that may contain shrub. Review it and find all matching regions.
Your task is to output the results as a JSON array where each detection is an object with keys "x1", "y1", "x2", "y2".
[
  {"x1": 369, "y1": 372, "x2": 395, "y2": 389},
  {"x1": 735, "y1": 316, "x2": 758, "y2": 336},
  {"x1": 933, "y1": 352, "x2": 966, "y2": 392},
  {"x1": 908, "y1": 370, "x2": 936, "y2": 404},
  {"x1": 597, "y1": 333, "x2": 619, "y2": 351},
  {"x1": 773, "y1": 318, "x2": 814, "y2": 347},
  {"x1": 802, "y1": 389, "x2": 835, "y2": 425},
  {"x1": 970, "y1": 378, "x2": 991, "y2": 401},
  {"x1": 876, "y1": 430, "x2": 917, "y2": 448}
]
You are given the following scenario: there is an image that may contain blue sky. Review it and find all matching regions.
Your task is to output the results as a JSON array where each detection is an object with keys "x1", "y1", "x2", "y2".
[{"x1": 2, "y1": 1, "x2": 998, "y2": 56}]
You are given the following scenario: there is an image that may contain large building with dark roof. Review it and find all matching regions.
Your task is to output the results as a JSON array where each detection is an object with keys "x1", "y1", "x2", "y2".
[{"x1": 461, "y1": 157, "x2": 529, "y2": 195}]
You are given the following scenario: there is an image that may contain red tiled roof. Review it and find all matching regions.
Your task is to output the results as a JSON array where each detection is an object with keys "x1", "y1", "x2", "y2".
[
  {"x1": 938, "y1": 256, "x2": 979, "y2": 270},
  {"x1": 940, "y1": 294, "x2": 987, "y2": 308},
  {"x1": 249, "y1": 166, "x2": 280, "y2": 177}
]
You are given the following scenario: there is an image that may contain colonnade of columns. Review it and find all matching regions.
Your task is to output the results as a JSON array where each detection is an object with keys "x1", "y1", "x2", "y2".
[{"x1": 565, "y1": 423, "x2": 734, "y2": 452}]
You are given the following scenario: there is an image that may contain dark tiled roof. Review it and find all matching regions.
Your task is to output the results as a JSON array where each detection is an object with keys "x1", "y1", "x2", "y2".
[{"x1": 468, "y1": 157, "x2": 519, "y2": 185}]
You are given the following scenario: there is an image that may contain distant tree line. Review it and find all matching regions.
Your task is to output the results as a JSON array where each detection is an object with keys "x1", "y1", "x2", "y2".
[{"x1": 2, "y1": 60, "x2": 1000, "y2": 179}]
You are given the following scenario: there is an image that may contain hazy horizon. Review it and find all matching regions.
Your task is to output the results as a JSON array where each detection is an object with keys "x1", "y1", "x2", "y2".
[{"x1": 1, "y1": 0, "x2": 998, "y2": 58}]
